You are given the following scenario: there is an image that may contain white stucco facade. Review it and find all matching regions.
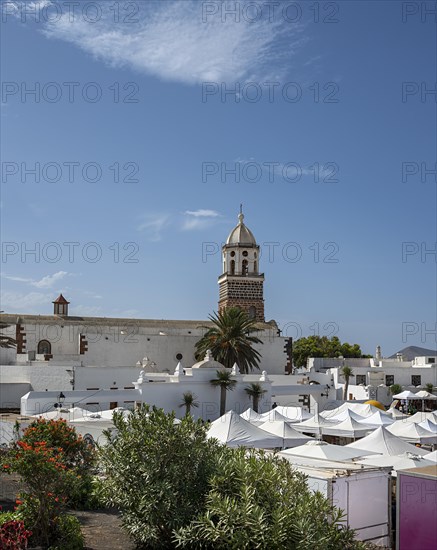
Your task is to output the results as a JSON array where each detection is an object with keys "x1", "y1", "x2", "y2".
[
  {"x1": 18, "y1": 352, "x2": 335, "y2": 421},
  {"x1": 308, "y1": 355, "x2": 437, "y2": 406}
]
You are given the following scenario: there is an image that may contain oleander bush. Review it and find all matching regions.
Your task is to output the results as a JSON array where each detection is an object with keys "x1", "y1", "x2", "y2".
[{"x1": 0, "y1": 418, "x2": 93, "y2": 548}]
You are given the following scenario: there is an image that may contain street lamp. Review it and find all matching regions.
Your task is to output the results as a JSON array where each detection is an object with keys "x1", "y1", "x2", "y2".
[{"x1": 54, "y1": 392, "x2": 66, "y2": 409}]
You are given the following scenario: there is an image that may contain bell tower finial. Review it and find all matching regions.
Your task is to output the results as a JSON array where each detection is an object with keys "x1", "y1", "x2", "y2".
[{"x1": 238, "y1": 203, "x2": 244, "y2": 224}]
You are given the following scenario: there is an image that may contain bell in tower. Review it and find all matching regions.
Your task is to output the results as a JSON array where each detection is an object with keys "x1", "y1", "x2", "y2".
[{"x1": 218, "y1": 209, "x2": 265, "y2": 322}]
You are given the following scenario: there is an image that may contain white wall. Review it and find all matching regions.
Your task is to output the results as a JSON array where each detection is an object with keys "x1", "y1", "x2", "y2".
[
  {"x1": 0, "y1": 317, "x2": 289, "y2": 374},
  {"x1": 20, "y1": 369, "x2": 274, "y2": 421}
]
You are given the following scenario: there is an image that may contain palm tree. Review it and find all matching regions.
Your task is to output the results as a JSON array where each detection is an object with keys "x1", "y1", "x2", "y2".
[
  {"x1": 425, "y1": 383, "x2": 435, "y2": 394},
  {"x1": 179, "y1": 391, "x2": 199, "y2": 416},
  {"x1": 340, "y1": 365, "x2": 354, "y2": 401},
  {"x1": 390, "y1": 384, "x2": 403, "y2": 396},
  {"x1": 244, "y1": 383, "x2": 267, "y2": 413},
  {"x1": 0, "y1": 322, "x2": 16, "y2": 349},
  {"x1": 210, "y1": 370, "x2": 237, "y2": 416},
  {"x1": 196, "y1": 308, "x2": 263, "y2": 374}
]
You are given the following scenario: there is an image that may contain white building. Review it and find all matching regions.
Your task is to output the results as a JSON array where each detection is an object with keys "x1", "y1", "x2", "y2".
[
  {"x1": 20, "y1": 351, "x2": 333, "y2": 421},
  {"x1": 308, "y1": 349, "x2": 437, "y2": 406}
]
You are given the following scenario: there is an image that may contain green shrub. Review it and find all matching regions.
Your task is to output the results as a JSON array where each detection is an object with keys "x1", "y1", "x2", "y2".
[
  {"x1": 175, "y1": 448, "x2": 366, "y2": 550},
  {"x1": 48, "y1": 514, "x2": 84, "y2": 550},
  {"x1": 98, "y1": 404, "x2": 223, "y2": 548}
]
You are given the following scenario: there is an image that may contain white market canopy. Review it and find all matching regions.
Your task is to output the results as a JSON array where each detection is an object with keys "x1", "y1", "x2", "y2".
[
  {"x1": 257, "y1": 409, "x2": 297, "y2": 424},
  {"x1": 274, "y1": 406, "x2": 313, "y2": 422},
  {"x1": 321, "y1": 416, "x2": 376, "y2": 439},
  {"x1": 280, "y1": 440, "x2": 378, "y2": 462},
  {"x1": 258, "y1": 420, "x2": 312, "y2": 448},
  {"x1": 240, "y1": 408, "x2": 263, "y2": 424},
  {"x1": 418, "y1": 419, "x2": 437, "y2": 433},
  {"x1": 346, "y1": 426, "x2": 429, "y2": 456},
  {"x1": 392, "y1": 390, "x2": 418, "y2": 399},
  {"x1": 357, "y1": 452, "x2": 435, "y2": 476},
  {"x1": 411, "y1": 390, "x2": 437, "y2": 400},
  {"x1": 358, "y1": 410, "x2": 395, "y2": 427},
  {"x1": 207, "y1": 411, "x2": 283, "y2": 448},
  {"x1": 319, "y1": 408, "x2": 366, "y2": 423},
  {"x1": 405, "y1": 411, "x2": 437, "y2": 424},
  {"x1": 387, "y1": 421, "x2": 437, "y2": 445},
  {"x1": 293, "y1": 414, "x2": 339, "y2": 435},
  {"x1": 320, "y1": 402, "x2": 389, "y2": 420},
  {"x1": 424, "y1": 450, "x2": 437, "y2": 462}
]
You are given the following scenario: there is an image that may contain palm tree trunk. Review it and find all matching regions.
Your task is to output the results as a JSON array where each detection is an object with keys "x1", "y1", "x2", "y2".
[
  {"x1": 186, "y1": 403, "x2": 191, "y2": 416},
  {"x1": 220, "y1": 387, "x2": 226, "y2": 416},
  {"x1": 343, "y1": 379, "x2": 349, "y2": 401},
  {"x1": 253, "y1": 396, "x2": 259, "y2": 413}
]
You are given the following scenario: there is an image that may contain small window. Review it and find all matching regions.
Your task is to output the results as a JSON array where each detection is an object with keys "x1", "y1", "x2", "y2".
[
  {"x1": 242, "y1": 251, "x2": 248, "y2": 257},
  {"x1": 176, "y1": 353, "x2": 183, "y2": 361},
  {"x1": 428, "y1": 358, "x2": 435, "y2": 364},
  {"x1": 385, "y1": 375, "x2": 394, "y2": 387},
  {"x1": 230, "y1": 260, "x2": 235, "y2": 275},
  {"x1": 230, "y1": 251, "x2": 235, "y2": 257},
  {"x1": 86, "y1": 388, "x2": 99, "y2": 391},
  {"x1": 411, "y1": 375, "x2": 421, "y2": 386},
  {"x1": 124, "y1": 386, "x2": 134, "y2": 390},
  {"x1": 242, "y1": 259, "x2": 248, "y2": 275},
  {"x1": 37, "y1": 340, "x2": 51, "y2": 355},
  {"x1": 356, "y1": 375, "x2": 366, "y2": 385}
]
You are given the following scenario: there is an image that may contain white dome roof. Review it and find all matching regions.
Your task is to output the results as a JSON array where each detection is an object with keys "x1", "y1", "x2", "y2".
[
  {"x1": 226, "y1": 213, "x2": 257, "y2": 246},
  {"x1": 192, "y1": 350, "x2": 226, "y2": 369}
]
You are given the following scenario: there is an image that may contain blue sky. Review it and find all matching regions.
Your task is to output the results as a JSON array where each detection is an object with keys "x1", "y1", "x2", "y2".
[{"x1": 1, "y1": 0, "x2": 436, "y2": 356}]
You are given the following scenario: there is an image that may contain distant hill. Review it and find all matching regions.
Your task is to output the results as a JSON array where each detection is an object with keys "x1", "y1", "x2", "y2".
[{"x1": 389, "y1": 346, "x2": 437, "y2": 361}]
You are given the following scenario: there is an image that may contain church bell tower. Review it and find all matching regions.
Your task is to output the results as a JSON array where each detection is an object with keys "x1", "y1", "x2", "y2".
[{"x1": 218, "y1": 209, "x2": 265, "y2": 322}]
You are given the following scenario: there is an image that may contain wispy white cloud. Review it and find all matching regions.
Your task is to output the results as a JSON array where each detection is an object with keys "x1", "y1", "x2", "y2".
[
  {"x1": 31, "y1": 1, "x2": 302, "y2": 85},
  {"x1": 2, "y1": 271, "x2": 69, "y2": 289},
  {"x1": 32, "y1": 271, "x2": 68, "y2": 289},
  {"x1": 137, "y1": 213, "x2": 170, "y2": 241},
  {"x1": 185, "y1": 209, "x2": 220, "y2": 218},
  {"x1": 182, "y1": 209, "x2": 222, "y2": 231},
  {"x1": 0, "y1": 291, "x2": 50, "y2": 312}
]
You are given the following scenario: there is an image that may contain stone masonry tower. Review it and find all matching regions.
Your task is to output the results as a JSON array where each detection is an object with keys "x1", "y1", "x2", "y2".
[{"x1": 218, "y1": 209, "x2": 265, "y2": 322}]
